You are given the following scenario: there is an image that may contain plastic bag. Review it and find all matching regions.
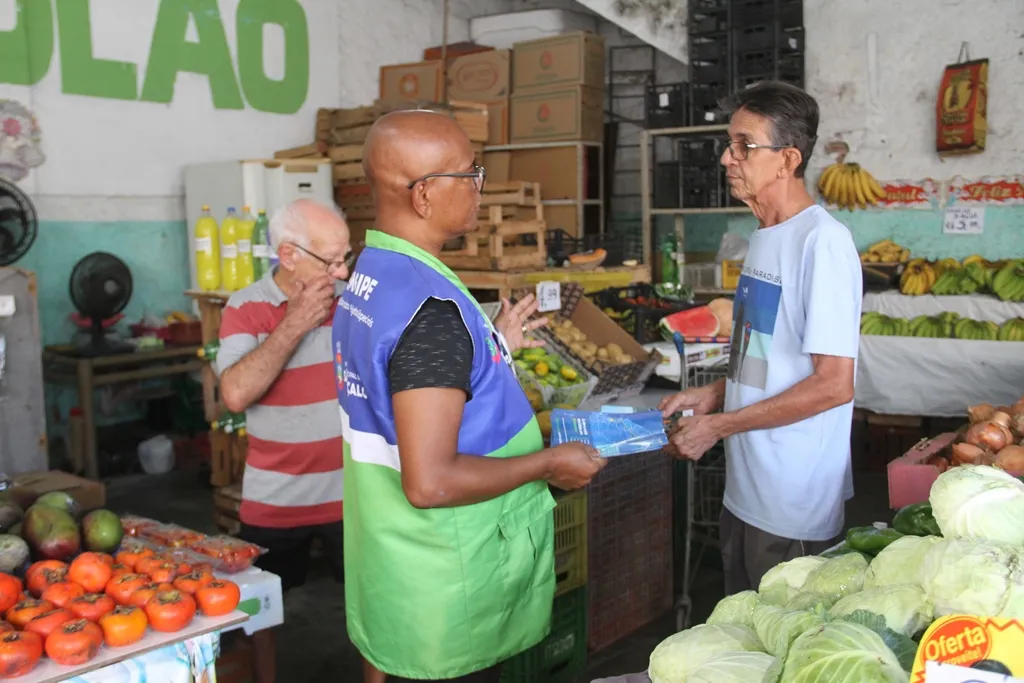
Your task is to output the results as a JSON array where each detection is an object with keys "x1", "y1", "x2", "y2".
[{"x1": 716, "y1": 233, "x2": 749, "y2": 263}]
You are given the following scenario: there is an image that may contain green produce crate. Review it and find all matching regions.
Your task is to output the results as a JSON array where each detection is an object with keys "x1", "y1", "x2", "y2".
[
  {"x1": 553, "y1": 489, "x2": 587, "y2": 598},
  {"x1": 501, "y1": 587, "x2": 588, "y2": 683}
]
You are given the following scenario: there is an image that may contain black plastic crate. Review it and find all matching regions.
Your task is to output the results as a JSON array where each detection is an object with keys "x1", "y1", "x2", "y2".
[
  {"x1": 691, "y1": 58, "x2": 730, "y2": 85},
  {"x1": 689, "y1": 10, "x2": 729, "y2": 35},
  {"x1": 731, "y1": 0, "x2": 802, "y2": 28},
  {"x1": 690, "y1": 0, "x2": 730, "y2": 12},
  {"x1": 590, "y1": 284, "x2": 694, "y2": 344},
  {"x1": 733, "y1": 23, "x2": 804, "y2": 51},
  {"x1": 646, "y1": 83, "x2": 688, "y2": 129},
  {"x1": 690, "y1": 35, "x2": 729, "y2": 62},
  {"x1": 735, "y1": 63, "x2": 804, "y2": 89},
  {"x1": 689, "y1": 82, "x2": 729, "y2": 124},
  {"x1": 734, "y1": 48, "x2": 804, "y2": 77},
  {"x1": 654, "y1": 162, "x2": 681, "y2": 209},
  {"x1": 678, "y1": 138, "x2": 720, "y2": 167},
  {"x1": 539, "y1": 229, "x2": 643, "y2": 268}
]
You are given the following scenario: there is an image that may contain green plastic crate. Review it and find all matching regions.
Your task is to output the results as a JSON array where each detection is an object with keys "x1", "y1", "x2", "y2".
[
  {"x1": 501, "y1": 587, "x2": 588, "y2": 683},
  {"x1": 553, "y1": 489, "x2": 587, "y2": 598}
]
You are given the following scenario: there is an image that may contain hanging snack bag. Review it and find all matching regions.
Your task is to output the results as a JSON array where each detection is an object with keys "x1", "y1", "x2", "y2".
[{"x1": 936, "y1": 46, "x2": 988, "y2": 158}]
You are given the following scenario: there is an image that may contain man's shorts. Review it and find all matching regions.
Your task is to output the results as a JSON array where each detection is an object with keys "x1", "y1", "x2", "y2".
[{"x1": 239, "y1": 522, "x2": 344, "y2": 592}]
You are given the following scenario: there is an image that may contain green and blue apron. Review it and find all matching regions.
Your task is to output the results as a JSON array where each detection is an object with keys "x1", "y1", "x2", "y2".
[{"x1": 332, "y1": 230, "x2": 555, "y2": 679}]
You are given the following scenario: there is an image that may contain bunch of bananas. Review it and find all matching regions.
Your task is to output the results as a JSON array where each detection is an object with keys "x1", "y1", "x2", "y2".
[
  {"x1": 909, "y1": 312, "x2": 960, "y2": 338},
  {"x1": 899, "y1": 259, "x2": 937, "y2": 296},
  {"x1": 818, "y1": 162, "x2": 887, "y2": 210},
  {"x1": 860, "y1": 239, "x2": 910, "y2": 265},
  {"x1": 931, "y1": 262, "x2": 990, "y2": 296},
  {"x1": 992, "y1": 259, "x2": 1024, "y2": 302},
  {"x1": 860, "y1": 312, "x2": 910, "y2": 336},
  {"x1": 998, "y1": 318, "x2": 1024, "y2": 341},
  {"x1": 862, "y1": 311, "x2": 1024, "y2": 341},
  {"x1": 954, "y1": 318, "x2": 1000, "y2": 341}
]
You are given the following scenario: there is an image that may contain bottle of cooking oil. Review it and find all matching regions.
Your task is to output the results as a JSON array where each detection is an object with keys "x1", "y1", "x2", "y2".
[
  {"x1": 194, "y1": 205, "x2": 221, "y2": 291},
  {"x1": 220, "y1": 207, "x2": 240, "y2": 291},
  {"x1": 252, "y1": 209, "x2": 271, "y2": 280},
  {"x1": 235, "y1": 206, "x2": 256, "y2": 288}
]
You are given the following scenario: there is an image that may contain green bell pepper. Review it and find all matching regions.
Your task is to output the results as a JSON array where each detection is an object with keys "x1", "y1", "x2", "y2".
[
  {"x1": 845, "y1": 525, "x2": 905, "y2": 556},
  {"x1": 892, "y1": 502, "x2": 941, "y2": 537}
]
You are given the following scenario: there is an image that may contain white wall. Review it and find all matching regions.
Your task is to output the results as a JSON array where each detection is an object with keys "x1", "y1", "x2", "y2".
[
  {"x1": 804, "y1": 0, "x2": 1024, "y2": 181},
  {"x1": 0, "y1": 0, "x2": 510, "y2": 219}
]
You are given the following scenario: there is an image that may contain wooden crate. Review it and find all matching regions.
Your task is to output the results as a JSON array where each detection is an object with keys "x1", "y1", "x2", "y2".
[
  {"x1": 186, "y1": 291, "x2": 229, "y2": 422},
  {"x1": 864, "y1": 412, "x2": 926, "y2": 473},
  {"x1": 213, "y1": 484, "x2": 243, "y2": 535},
  {"x1": 274, "y1": 142, "x2": 327, "y2": 160},
  {"x1": 210, "y1": 430, "x2": 248, "y2": 488},
  {"x1": 440, "y1": 205, "x2": 546, "y2": 271},
  {"x1": 449, "y1": 100, "x2": 490, "y2": 143}
]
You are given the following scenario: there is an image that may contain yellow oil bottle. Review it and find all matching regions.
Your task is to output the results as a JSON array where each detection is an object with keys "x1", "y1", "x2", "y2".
[
  {"x1": 236, "y1": 206, "x2": 256, "y2": 288},
  {"x1": 220, "y1": 207, "x2": 240, "y2": 291},
  {"x1": 194, "y1": 205, "x2": 221, "y2": 291}
]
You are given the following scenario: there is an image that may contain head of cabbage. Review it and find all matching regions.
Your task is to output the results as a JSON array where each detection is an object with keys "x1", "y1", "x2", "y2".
[
  {"x1": 687, "y1": 651, "x2": 778, "y2": 683},
  {"x1": 707, "y1": 591, "x2": 761, "y2": 629},
  {"x1": 864, "y1": 535, "x2": 941, "y2": 590},
  {"x1": 799, "y1": 552, "x2": 868, "y2": 604},
  {"x1": 829, "y1": 585, "x2": 933, "y2": 636},
  {"x1": 930, "y1": 465, "x2": 1024, "y2": 546},
  {"x1": 922, "y1": 537, "x2": 1016, "y2": 617},
  {"x1": 648, "y1": 624, "x2": 765, "y2": 683},
  {"x1": 751, "y1": 603, "x2": 826, "y2": 659},
  {"x1": 779, "y1": 621, "x2": 907, "y2": 683},
  {"x1": 758, "y1": 556, "x2": 827, "y2": 606}
]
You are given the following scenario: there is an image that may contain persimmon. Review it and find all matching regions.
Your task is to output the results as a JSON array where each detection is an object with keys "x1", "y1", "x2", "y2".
[
  {"x1": 26, "y1": 565, "x2": 67, "y2": 598},
  {"x1": 105, "y1": 574, "x2": 149, "y2": 605},
  {"x1": 0, "y1": 623, "x2": 13, "y2": 635},
  {"x1": 94, "y1": 553, "x2": 115, "y2": 567},
  {"x1": 173, "y1": 570, "x2": 214, "y2": 595},
  {"x1": 25, "y1": 560, "x2": 66, "y2": 586},
  {"x1": 134, "y1": 555, "x2": 170, "y2": 577},
  {"x1": 6, "y1": 600, "x2": 54, "y2": 629},
  {"x1": 44, "y1": 618, "x2": 103, "y2": 666},
  {"x1": 67, "y1": 593, "x2": 116, "y2": 622},
  {"x1": 0, "y1": 575, "x2": 22, "y2": 615},
  {"x1": 99, "y1": 606, "x2": 147, "y2": 647},
  {"x1": 144, "y1": 589, "x2": 195, "y2": 632},
  {"x1": 41, "y1": 581, "x2": 86, "y2": 608},
  {"x1": 68, "y1": 553, "x2": 113, "y2": 593},
  {"x1": 22, "y1": 608, "x2": 73, "y2": 640},
  {"x1": 195, "y1": 580, "x2": 241, "y2": 617},
  {"x1": 148, "y1": 563, "x2": 187, "y2": 584},
  {"x1": 114, "y1": 546, "x2": 154, "y2": 571},
  {"x1": 109, "y1": 563, "x2": 133, "y2": 578},
  {"x1": 128, "y1": 582, "x2": 174, "y2": 608},
  {"x1": 0, "y1": 631, "x2": 42, "y2": 678}
]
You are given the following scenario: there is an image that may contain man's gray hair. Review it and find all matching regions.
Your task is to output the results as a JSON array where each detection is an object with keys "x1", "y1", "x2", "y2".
[{"x1": 268, "y1": 198, "x2": 347, "y2": 251}]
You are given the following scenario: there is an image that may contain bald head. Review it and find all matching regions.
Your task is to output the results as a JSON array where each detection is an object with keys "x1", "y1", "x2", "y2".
[{"x1": 362, "y1": 110, "x2": 472, "y2": 192}]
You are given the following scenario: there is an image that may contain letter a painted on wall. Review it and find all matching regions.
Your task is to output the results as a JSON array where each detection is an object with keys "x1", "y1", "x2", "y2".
[
  {"x1": 141, "y1": 0, "x2": 246, "y2": 110},
  {"x1": 0, "y1": 0, "x2": 54, "y2": 86},
  {"x1": 236, "y1": 0, "x2": 310, "y2": 115}
]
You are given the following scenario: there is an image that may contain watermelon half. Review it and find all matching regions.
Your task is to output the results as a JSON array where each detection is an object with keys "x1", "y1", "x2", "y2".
[{"x1": 660, "y1": 306, "x2": 720, "y2": 338}]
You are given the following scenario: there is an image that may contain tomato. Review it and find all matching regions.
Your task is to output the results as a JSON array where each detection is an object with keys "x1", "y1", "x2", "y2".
[
  {"x1": 26, "y1": 563, "x2": 67, "y2": 598},
  {"x1": 128, "y1": 582, "x2": 173, "y2": 608},
  {"x1": 144, "y1": 589, "x2": 196, "y2": 633},
  {"x1": 0, "y1": 631, "x2": 42, "y2": 678},
  {"x1": 67, "y1": 593, "x2": 116, "y2": 622},
  {"x1": 195, "y1": 580, "x2": 241, "y2": 617},
  {"x1": 114, "y1": 546, "x2": 154, "y2": 571},
  {"x1": 68, "y1": 553, "x2": 114, "y2": 593},
  {"x1": 0, "y1": 575, "x2": 22, "y2": 615},
  {"x1": 109, "y1": 563, "x2": 133, "y2": 578},
  {"x1": 43, "y1": 618, "x2": 103, "y2": 666},
  {"x1": 173, "y1": 570, "x2": 214, "y2": 595},
  {"x1": 98, "y1": 606, "x2": 148, "y2": 647},
  {"x1": 6, "y1": 600, "x2": 54, "y2": 629},
  {"x1": 41, "y1": 581, "x2": 86, "y2": 608},
  {"x1": 22, "y1": 608, "x2": 73, "y2": 640},
  {"x1": 105, "y1": 573, "x2": 149, "y2": 605}
]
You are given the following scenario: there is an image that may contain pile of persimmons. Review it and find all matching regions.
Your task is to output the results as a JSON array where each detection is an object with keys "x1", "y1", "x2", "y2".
[{"x1": 0, "y1": 543, "x2": 240, "y2": 678}]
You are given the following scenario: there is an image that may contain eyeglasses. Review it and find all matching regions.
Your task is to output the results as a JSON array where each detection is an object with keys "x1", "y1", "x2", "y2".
[
  {"x1": 406, "y1": 164, "x2": 486, "y2": 193},
  {"x1": 292, "y1": 243, "x2": 355, "y2": 272},
  {"x1": 716, "y1": 138, "x2": 789, "y2": 161}
]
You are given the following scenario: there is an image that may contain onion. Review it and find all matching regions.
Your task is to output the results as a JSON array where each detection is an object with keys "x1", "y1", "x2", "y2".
[
  {"x1": 996, "y1": 445, "x2": 1024, "y2": 476},
  {"x1": 991, "y1": 411, "x2": 1012, "y2": 429},
  {"x1": 952, "y1": 442, "x2": 988, "y2": 465},
  {"x1": 1011, "y1": 412, "x2": 1024, "y2": 438},
  {"x1": 965, "y1": 420, "x2": 1013, "y2": 452},
  {"x1": 968, "y1": 403, "x2": 996, "y2": 424}
]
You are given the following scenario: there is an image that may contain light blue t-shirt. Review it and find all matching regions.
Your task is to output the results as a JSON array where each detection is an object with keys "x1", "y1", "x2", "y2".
[{"x1": 722, "y1": 205, "x2": 861, "y2": 542}]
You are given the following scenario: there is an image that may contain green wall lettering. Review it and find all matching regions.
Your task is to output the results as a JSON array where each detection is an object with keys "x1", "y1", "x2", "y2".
[
  {"x1": 0, "y1": 0, "x2": 54, "y2": 86},
  {"x1": 57, "y1": 0, "x2": 137, "y2": 99},
  {"x1": 140, "y1": 0, "x2": 244, "y2": 109},
  {"x1": 236, "y1": 0, "x2": 309, "y2": 115}
]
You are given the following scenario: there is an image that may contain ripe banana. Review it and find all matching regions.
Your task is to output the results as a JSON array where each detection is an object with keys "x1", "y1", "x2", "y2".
[
  {"x1": 899, "y1": 261, "x2": 937, "y2": 295},
  {"x1": 861, "y1": 239, "x2": 910, "y2": 266},
  {"x1": 818, "y1": 162, "x2": 887, "y2": 210}
]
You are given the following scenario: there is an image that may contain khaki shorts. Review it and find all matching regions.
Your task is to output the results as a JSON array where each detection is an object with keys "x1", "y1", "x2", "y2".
[{"x1": 720, "y1": 508, "x2": 838, "y2": 596}]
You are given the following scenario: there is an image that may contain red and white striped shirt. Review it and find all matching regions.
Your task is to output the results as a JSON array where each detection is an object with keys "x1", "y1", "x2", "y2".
[{"x1": 215, "y1": 271, "x2": 343, "y2": 528}]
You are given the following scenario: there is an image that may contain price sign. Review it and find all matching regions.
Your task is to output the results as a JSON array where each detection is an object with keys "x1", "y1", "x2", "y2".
[
  {"x1": 943, "y1": 207, "x2": 985, "y2": 235},
  {"x1": 535, "y1": 281, "x2": 562, "y2": 313}
]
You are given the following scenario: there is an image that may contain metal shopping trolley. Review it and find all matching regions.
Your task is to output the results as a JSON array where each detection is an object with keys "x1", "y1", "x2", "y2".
[{"x1": 671, "y1": 332, "x2": 730, "y2": 630}]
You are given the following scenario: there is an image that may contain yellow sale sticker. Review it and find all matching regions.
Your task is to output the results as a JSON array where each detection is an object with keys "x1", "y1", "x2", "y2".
[{"x1": 912, "y1": 615, "x2": 1024, "y2": 681}]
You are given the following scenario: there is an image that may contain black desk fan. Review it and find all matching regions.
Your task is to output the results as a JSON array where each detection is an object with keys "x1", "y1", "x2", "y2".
[
  {"x1": 0, "y1": 178, "x2": 37, "y2": 266},
  {"x1": 69, "y1": 252, "x2": 134, "y2": 357}
]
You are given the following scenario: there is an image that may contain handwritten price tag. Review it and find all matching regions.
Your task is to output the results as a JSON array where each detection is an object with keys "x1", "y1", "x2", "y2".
[
  {"x1": 943, "y1": 207, "x2": 985, "y2": 235},
  {"x1": 535, "y1": 281, "x2": 562, "y2": 313}
]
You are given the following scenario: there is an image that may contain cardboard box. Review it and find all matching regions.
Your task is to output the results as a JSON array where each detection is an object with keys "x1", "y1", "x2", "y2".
[
  {"x1": 379, "y1": 60, "x2": 443, "y2": 103},
  {"x1": 424, "y1": 42, "x2": 493, "y2": 62},
  {"x1": 11, "y1": 470, "x2": 106, "y2": 511},
  {"x1": 483, "y1": 99, "x2": 509, "y2": 144},
  {"x1": 483, "y1": 151, "x2": 510, "y2": 183},
  {"x1": 887, "y1": 432, "x2": 957, "y2": 509},
  {"x1": 512, "y1": 31, "x2": 605, "y2": 92},
  {"x1": 447, "y1": 49, "x2": 511, "y2": 101},
  {"x1": 510, "y1": 86, "x2": 604, "y2": 144},
  {"x1": 508, "y1": 145, "x2": 600, "y2": 200}
]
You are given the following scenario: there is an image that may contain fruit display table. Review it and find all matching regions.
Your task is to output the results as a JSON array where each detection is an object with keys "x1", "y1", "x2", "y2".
[{"x1": 863, "y1": 291, "x2": 1024, "y2": 324}]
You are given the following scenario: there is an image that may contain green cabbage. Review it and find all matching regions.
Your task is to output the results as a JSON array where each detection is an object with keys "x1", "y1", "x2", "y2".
[
  {"x1": 707, "y1": 591, "x2": 761, "y2": 629},
  {"x1": 930, "y1": 465, "x2": 1024, "y2": 545},
  {"x1": 829, "y1": 585, "x2": 933, "y2": 636},
  {"x1": 786, "y1": 592, "x2": 837, "y2": 612},
  {"x1": 687, "y1": 651, "x2": 778, "y2": 683},
  {"x1": 758, "y1": 556, "x2": 827, "y2": 606},
  {"x1": 751, "y1": 603, "x2": 826, "y2": 659},
  {"x1": 648, "y1": 624, "x2": 765, "y2": 683},
  {"x1": 799, "y1": 553, "x2": 868, "y2": 604},
  {"x1": 922, "y1": 537, "x2": 1014, "y2": 617},
  {"x1": 779, "y1": 621, "x2": 907, "y2": 683},
  {"x1": 864, "y1": 535, "x2": 942, "y2": 590}
]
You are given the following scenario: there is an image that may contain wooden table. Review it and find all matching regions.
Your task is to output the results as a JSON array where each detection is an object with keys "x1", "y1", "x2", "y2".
[{"x1": 42, "y1": 344, "x2": 203, "y2": 480}]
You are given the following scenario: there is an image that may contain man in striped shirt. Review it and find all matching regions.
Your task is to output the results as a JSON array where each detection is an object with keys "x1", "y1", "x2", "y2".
[{"x1": 215, "y1": 198, "x2": 351, "y2": 683}]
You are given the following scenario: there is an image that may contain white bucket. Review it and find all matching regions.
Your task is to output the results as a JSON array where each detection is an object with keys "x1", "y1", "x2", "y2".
[{"x1": 138, "y1": 435, "x2": 175, "y2": 475}]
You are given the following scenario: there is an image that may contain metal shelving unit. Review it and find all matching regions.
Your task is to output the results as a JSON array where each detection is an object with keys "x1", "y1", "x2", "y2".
[{"x1": 607, "y1": 44, "x2": 657, "y2": 221}]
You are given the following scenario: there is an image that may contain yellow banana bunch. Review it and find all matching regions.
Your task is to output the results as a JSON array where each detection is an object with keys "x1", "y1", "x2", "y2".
[
  {"x1": 899, "y1": 259, "x2": 937, "y2": 295},
  {"x1": 933, "y1": 257, "x2": 961, "y2": 277},
  {"x1": 860, "y1": 239, "x2": 910, "y2": 265},
  {"x1": 818, "y1": 162, "x2": 888, "y2": 210}
]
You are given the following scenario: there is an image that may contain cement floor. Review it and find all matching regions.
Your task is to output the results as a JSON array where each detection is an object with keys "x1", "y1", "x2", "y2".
[{"x1": 106, "y1": 467, "x2": 892, "y2": 682}]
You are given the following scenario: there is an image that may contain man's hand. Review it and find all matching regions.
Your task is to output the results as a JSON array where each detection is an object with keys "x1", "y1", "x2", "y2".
[
  {"x1": 282, "y1": 274, "x2": 336, "y2": 336},
  {"x1": 495, "y1": 294, "x2": 548, "y2": 355},
  {"x1": 545, "y1": 442, "x2": 607, "y2": 490},
  {"x1": 667, "y1": 414, "x2": 724, "y2": 461},
  {"x1": 659, "y1": 382, "x2": 723, "y2": 418}
]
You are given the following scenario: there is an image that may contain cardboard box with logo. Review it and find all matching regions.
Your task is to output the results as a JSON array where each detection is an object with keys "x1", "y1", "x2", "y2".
[
  {"x1": 510, "y1": 85, "x2": 604, "y2": 144},
  {"x1": 447, "y1": 50, "x2": 511, "y2": 145},
  {"x1": 512, "y1": 31, "x2": 605, "y2": 93},
  {"x1": 379, "y1": 61, "x2": 443, "y2": 103}
]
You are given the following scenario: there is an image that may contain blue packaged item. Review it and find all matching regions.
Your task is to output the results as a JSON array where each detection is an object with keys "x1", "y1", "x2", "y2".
[{"x1": 549, "y1": 408, "x2": 669, "y2": 457}]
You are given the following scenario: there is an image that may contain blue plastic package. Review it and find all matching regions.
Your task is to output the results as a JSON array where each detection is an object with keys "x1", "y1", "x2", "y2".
[{"x1": 549, "y1": 409, "x2": 669, "y2": 457}]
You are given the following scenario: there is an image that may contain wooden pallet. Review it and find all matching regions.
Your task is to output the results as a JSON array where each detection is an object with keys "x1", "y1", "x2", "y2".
[
  {"x1": 210, "y1": 430, "x2": 247, "y2": 488},
  {"x1": 480, "y1": 181, "x2": 540, "y2": 207},
  {"x1": 440, "y1": 206, "x2": 547, "y2": 271},
  {"x1": 274, "y1": 142, "x2": 327, "y2": 160},
  {"x1": 212, "y1": 484, "x2": 242, "y2": 535}
]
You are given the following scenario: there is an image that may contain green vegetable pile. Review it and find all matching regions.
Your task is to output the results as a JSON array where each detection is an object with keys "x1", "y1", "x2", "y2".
[{"x1": 649, "y1": 465, "x2": 1024, "y2": 683}]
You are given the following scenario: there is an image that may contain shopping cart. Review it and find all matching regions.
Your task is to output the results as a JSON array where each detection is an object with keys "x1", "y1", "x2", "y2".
[{"x1": 671, "y1": 332, "x2": 730, "y2": 630}]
